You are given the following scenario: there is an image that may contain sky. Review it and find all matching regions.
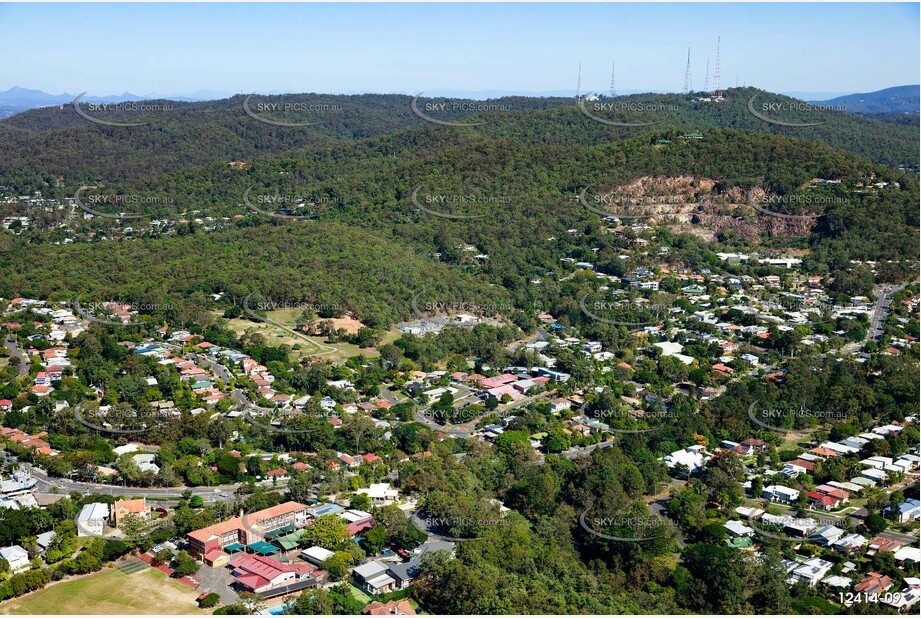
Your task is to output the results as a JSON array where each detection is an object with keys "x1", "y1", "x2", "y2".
[{"x1": 0, "y1": 2, "x2": 918, "y2": 97}]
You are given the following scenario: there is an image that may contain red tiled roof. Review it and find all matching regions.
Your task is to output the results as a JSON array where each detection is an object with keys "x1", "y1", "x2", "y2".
[
  {"x1": 114, "y1": 498, "x2": 148, "y2": 513},
  {"x1": 363, "y1": 600, "x2": 416, "y2": 615},
  {"x1": 870, "y1": 537, "x2": 902, "y2": 552}
]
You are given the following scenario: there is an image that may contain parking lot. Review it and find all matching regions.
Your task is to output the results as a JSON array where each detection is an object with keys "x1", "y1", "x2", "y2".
[{"x1": 194, "y1": 563, "x2": 239, "y2": 605}]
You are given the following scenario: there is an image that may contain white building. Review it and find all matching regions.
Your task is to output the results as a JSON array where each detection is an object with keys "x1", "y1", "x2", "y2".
[
  {"x1": 358, "y1": 483, "x2": 400, "y2": 505},
  {"x1": 300, "y1": 546, "x2": 335, "y2": 566},
  {"x1": 76, "y1": 502, "x2": 110, "y2": 537},
  {"x1": 762, "y1": 484, "x2": 800, "y2": 504},
  {"x1": 788, "y1": 557, "x2": 834, "y2": 586},
  {"x1": 0, "y1": 545, "x2": 30, "y2": 573},
  {"x1": 663, "y1": 445, "x2": 710, "y2": 474}
]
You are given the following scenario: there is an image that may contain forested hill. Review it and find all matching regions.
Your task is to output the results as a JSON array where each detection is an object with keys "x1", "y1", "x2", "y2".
[
  {"x1": 815, "y1": 84, "x2": 920, "y2": 115},
  {"x1": 2, "y1": 129, "x2": 917, "y2": 328},
  {"x1": 0, "y1": 88, "x2": 916, "y2": 193},
  {"x1": 0, "y1": 223, "x2": 511, "y2": 330},
  {"x1": 86, "y1": 128, "x2": 921, "y2": 272}
]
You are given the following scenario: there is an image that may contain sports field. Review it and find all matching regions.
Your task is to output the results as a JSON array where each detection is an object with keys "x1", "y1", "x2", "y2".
[{"x1": 0, "y1": 563, "x2": 209, "y2": 615}]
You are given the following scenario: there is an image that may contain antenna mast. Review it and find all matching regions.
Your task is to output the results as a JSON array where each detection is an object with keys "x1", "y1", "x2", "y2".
[
  {"x1": 703, "y1": 57, "x2": 710, "y2": 93},
  {"x1": 576, "y1": 63, "x2": 582, "y2": 100},
  {"x1": 610, "y1": 62, "x2": 616, "y2": 97},
  {"x1": 683, "y1": 47, "x2": 692, "y2": 94},
  {"x1": 712, "y1": 36, "x2": 722, "y2": 98}
]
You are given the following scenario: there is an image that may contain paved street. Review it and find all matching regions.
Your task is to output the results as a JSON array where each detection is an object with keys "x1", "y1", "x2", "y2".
[{"x1": 3, "y1": 335, "x2": 29, "y2": 377}]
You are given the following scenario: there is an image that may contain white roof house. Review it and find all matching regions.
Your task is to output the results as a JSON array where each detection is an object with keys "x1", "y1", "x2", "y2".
[
  {"x1": 0, "y1": 545, "x2": 30, "y2": 573},
  {"x1": 723, "y1": 520, "x2": 754, "y2": 537},
  {"x1": 36, "y1": 531, "x2": 57, "y2": 549},
  {"x1": 809, "y1": 524, "x2": 844, "y2": 546},
  {"x1": 822, "y1": 575, "x2": 853, "y2": 588},
  {"x1": 788, "y1": 557, "x2": 833, "y2": 586},
  {"x1": 762, "y1": 484, "x2": 800, "y2": 503},
  {"x1": 894, "y1": 546, "x2": 921, "y2": 563},
  {"x1": 300, "y1": 546, "x2": 335, "y2": 566},
  {"x1": 861, "y1": 468, "x2": 888, "y2": 481},
  {"x1": 663, "y1": 446, "x2": 710, "y2": 473},
  {"x1": 832, "y1": 533, "x2": 867, "y2": 553},
  {"x1": 358, "y1": 483, "x2": 400, "y2": 504},
  {"x1": 132, "y1": 453, "x2": 160, "y2": 474}
]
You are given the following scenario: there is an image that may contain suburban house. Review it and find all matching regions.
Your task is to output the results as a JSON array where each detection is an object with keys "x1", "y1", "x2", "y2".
[
  {"x1": 762, "y1": 485, "x2": 800, "y2": 504},
  {"x1": 0, "y1": 545, "x2": 30, "y2": 573},
  {"x1": 807, "y1": 491, "x2": 840, "y2": 511},
  {"x1": 663, "y1": 445, "x2": 711, "y2": 474},
  {"x1": 111, "y1": 498, "x2": 151, "y2": 526},
  {"x1": 854, "y1": 572, "x2": 893, "y2": 595},
  {"x1": 549, "y1": 398, "x2": 572, "y2": 414},
  {"x1": 362, "y1": 600, "x2": 416, "y2": 615},
  {"x1": 357, "y1": 483, "x2": 399, "y2": 505},
  {"x1": 353, "y1": 560, "x2": 396, "y2": 595},
  {"x1": 352, "y1": 556, "x2": 426, "y2": 595},
  {"x1": 787, "y1": 557, "x2": 834, "y2": 586},
  {"x1": 889, "y1": 498, "x2": 920, "y2": 523},
  {"x1": 723, "y1": 520, "x2": 754, "y2": 538},
  {"x1": 809, "y1": 525, "x2": 844, "y2": 547}
]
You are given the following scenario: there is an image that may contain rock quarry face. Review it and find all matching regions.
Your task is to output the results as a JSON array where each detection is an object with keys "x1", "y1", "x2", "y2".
[{"x1": 595, "y1": 176, "x2": 818, "y2": 241}]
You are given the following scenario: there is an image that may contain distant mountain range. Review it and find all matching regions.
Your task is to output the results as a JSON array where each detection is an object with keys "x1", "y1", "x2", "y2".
[
  {"x1": 1, "y1": 84, "x2": 918, "y2": 119},
  {"x1": 0, "y1": 86, "x2": 230, "y2": 118},
  {"x1": 810, "y1": 85, "x2": 920, "y2": 115}
]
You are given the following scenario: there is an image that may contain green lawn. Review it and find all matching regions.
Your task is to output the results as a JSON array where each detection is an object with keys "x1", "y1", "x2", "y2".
[
  {"x1": 0, "y1": 565, "x2": 208, "y2": 615},
  {"x1": 348, "y1": 585, "x2": 372, "y2": 605},
  {"x1": 220, "y1": 311, "x2": 399, "y2": 364}
]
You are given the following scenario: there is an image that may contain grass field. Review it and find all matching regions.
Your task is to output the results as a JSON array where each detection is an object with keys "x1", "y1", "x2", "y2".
[
  {"x1": 220, "y1": 310, "x2": 399, "y2": 363},
  {"x1": 0, "y1": 565, "x2": 208, "y2": 615},
  {"x1": 347, "y1": 585, "x2": 372, "y2": 605}
]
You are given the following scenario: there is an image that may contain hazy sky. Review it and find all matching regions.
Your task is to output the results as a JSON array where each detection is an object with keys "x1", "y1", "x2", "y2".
[{"x1": 1, "y1": 2, "x2": 918, "y2": 96}]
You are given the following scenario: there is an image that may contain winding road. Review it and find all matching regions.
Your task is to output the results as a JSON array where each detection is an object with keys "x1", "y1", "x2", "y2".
[{"x1": 3, "y1": 335, "x2": 29, "y2": 377}]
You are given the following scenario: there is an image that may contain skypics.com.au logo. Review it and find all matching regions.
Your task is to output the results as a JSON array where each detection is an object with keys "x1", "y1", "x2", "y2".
[
  {"x1": 579, "y1": 189, "x2": 688, "y2": 220},
  {"x1": 74, "y1": 186, "x2": 174, "y2": 220},
  {"x1": 242, "y1": 186, "x2": 343, "y2": 219},
  {"x1": 747, "y1": 399, "x2": 848, "y2": 434},
  {"x1": 72, "y1": 93, "x2": 175, "y2": 127},
  {"x1": 242, "y1": 94, "x2": 343, "y2": 127},
  {"x1": 408, "y1": 510, "x2": 512, "y2": 542},
  {"x1": 243, "y1": 407, "x2": 342, "y2": 435},
  {"x1": 579, "y1": 293, "x2": 670, "y2": 327},
  {"x1": 578, "y1": 96, "x2": 679, "y2": 127},
  {"x1": 579, "y1": 508, "x2": 678, "y2": 542},
  {"x1": 419, "y1": 406, "x2": 514, "y2": 426},
  {"x1": 74, "y1": 402, "x2": 176, "y2": 436},
  {"x1": 578, "y1": 185, "x2": 842, "y2": 222},
  {"x1": 410, "y1": 289, "x2": 515, "y2": 320},
  {"x1": 410, "y1": 93, "x2": 513, "y2": 127},
  {"x1": 748, "y1": 188, "x2": 846, "y2": 220},
  {"x1": 585, "y1": 407, "x2": 679, "y2": 434},
  {"x1": 72, "y1": 294, "x2": 174, "y2": 328},
  {"x1": 410, "y1": 186, "x2": 512, "y2": 220},
  {"x1": 239, "y1": 293, "x2": 341, "y2": 358},
  {"x1": 746, "y1": 93, "x2": 845, "y2": 128}
]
